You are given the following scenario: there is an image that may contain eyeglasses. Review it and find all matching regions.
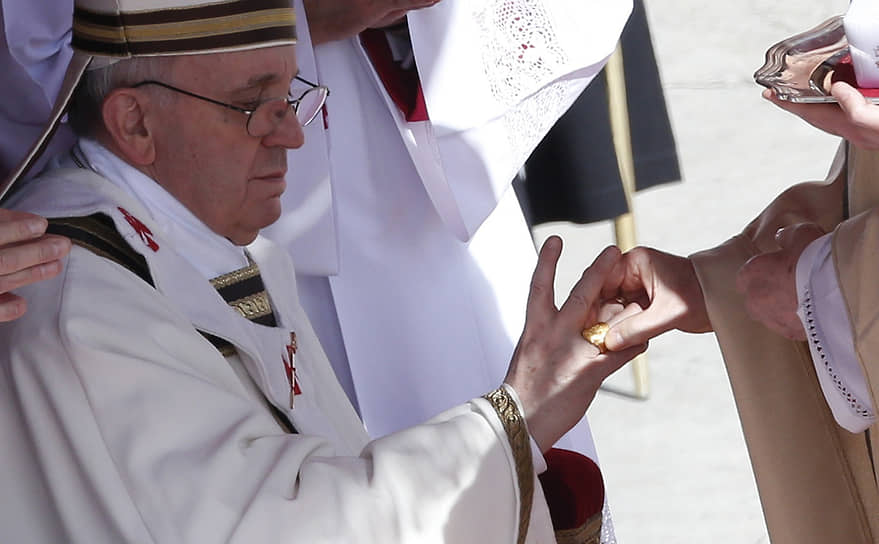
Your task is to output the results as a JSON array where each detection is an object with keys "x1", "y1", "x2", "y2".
[{"x1": 131, "y1": 75, "x2": 330, "y2": 137}]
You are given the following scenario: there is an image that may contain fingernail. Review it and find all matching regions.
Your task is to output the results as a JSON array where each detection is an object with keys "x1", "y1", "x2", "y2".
[
  {"x1": 27, "y1": 218, "x2": 47, "y2": 236},
  {"x1": 48, "y1": 238, "x2": 70, "y2": 259},
  {"x1": 774, "y1": 227, "x2": 785, "y2": 241},
  {"x1": 39, "y1": 260, "x2": 62, "y2": 279},
  {"x1": 0, "y1": 300, "x2": 26, "y2": 321}
]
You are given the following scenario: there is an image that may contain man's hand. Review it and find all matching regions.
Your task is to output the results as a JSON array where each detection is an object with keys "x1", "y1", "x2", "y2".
[
  {"x1": 505, "y1": 239, "x2": 646, "y2": 452},
  {"x1": 0, "y1": 209, "x2": 71, "y2": 321},
  {"x1": 304, "y1": 0, "x2": 441, "y2": 46},
  {"x1": 602, "y1": 247, "x2": 712, "y2": 352},
  {"x1": 735, "y1": 223, "x2": 825, "y2": 341},
  {"x1": 764, "y1": 83, "x2": 879, "y2": 149}
]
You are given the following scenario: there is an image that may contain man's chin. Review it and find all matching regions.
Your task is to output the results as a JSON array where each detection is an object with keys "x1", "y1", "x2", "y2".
[{"x1": 228, "y1": 207, "x2": 283, "y2": 246}]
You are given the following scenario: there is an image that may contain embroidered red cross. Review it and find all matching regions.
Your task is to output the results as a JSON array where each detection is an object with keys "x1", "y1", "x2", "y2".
[
  {"x1": 283, "y1": 331, "x2": 302, "y2": 408},
  {"x1": 117, "y1": 207, "x2": 159, "y2": 252}
]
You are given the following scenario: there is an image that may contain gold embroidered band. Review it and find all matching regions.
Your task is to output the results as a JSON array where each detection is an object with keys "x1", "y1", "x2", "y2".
[
  {"x1": 483, "y1": 386, "x2": 534, "y2": 544},
  {"x1": 227, "y1": 291, "x2": 273, "y2": 320},
  {"x1": 209, "y1": 262, "x2": 261, "y2": 290},
  {"x1": 210, "y1": 261, "x2": 278, "y2": 329},
  {"x1": 555, "y1": 511, "x2": 603, "y2": 544}
]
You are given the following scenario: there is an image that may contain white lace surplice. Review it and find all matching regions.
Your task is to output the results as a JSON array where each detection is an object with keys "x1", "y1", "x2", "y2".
[
  {"x1": 796, "y1": 234, "x2": 876, "y2": 433},
  {"x1": 405, "y1": 0, "x2": 632, "y2": 241}
]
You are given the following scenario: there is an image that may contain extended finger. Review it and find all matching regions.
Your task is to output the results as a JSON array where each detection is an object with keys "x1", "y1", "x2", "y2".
[
  {"x1": 525, "y1": 236, "x2": 562, "y2": 322},
  {"x1": 596, "y1": 299, "x2": 626, "y2": 324},
  {"x1": 605, "y1": 301, "x2": 644, "y2": 329},
  {"x1": 0, "y1": 235, "x2": 70, "y2": 276},
  {"x1": 0, "y1": 258, "x2": 64, "y2": 294},
  {"x1": 0, "y1": 292, "x2": 26, "y2": 322},
  {"x1": 559, "y1": 246, "x2": 622, "y2": 328},
  {"x1": 0, "y1": 209, "x2": 48, "y2": 245},
  {"x1": 604, "y1": 304, "x2": 672, "y2": 351}
]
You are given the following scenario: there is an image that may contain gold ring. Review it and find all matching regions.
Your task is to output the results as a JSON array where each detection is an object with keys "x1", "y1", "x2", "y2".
[{"x1": 581, "y1": 322, "x2": 609, "y2": 353}]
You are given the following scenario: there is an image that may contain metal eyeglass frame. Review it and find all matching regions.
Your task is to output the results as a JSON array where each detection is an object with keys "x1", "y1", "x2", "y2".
[{"x1": 130, "y1": 75, "x2": 330, "y2": 135}]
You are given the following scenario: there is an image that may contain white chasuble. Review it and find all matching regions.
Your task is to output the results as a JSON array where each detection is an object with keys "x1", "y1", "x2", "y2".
[{"x1": 280, "y1": 0, "x2": 631, "y2": 463}]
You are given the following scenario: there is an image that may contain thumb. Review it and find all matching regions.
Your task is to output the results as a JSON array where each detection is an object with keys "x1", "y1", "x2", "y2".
[
  {"x1": 832, "y1": 81, "x2": 870, "y2": 117},
  {"x1": 604, "y1": 307, "x2": 671, "y2": 352},
  {"x1": 774, "y1": 223, "x2": 825, "y2": 252}
]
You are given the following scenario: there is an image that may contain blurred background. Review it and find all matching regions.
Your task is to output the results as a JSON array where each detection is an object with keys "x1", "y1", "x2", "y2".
[{"x1": 530, "y1": 1, "x2": 850, "y2": 542}]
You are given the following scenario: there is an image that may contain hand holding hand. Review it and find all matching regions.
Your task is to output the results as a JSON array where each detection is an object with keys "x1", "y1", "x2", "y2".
[
  {"x1": 304, "y1": 0, "x2": 441, "y2": 46},
  {"x1": 505, "y1": 239, "x2": 646, "y2": 452},
  {"x1": 601, "y1": 247, "x2": 712, "y2": 352},
  {"x1": 763, "y1": 83, "x2": 879, "y2": 149},
  {"x1": 735, "y1": 222, "x2": 825, "y2": 341},
  {"x1": 0, "y1": 210, "x2": 71, "y2": 321}
]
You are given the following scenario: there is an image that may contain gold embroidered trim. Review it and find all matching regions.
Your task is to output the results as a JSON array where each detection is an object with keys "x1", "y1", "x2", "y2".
[
  {"x1": 227, "y1": 291, "x2": 273, "y2": 319},
  {"x1": 74, "y1": 9, "x2": 295, "y2": 44},
  {"x1": 209, "y1": 263, "x2": 260, "y2": 290},
  {"x1": 554, "y1": 511, "x2": 603, "y2": 544},
  {"x1": 483, "y1": 387, "x2": 533, "y2": 544}
]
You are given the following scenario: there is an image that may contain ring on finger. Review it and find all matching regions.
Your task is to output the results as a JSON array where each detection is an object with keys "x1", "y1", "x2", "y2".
[{"x1": 581, "y1": 322, "x2": 610, "y2": 353}]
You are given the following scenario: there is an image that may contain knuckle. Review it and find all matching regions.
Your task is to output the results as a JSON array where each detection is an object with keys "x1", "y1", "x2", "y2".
[
  {"x1": 0, "y1": 275, "x2": 14, "y2": 294},
  {"x1": 529, "y1": 281, "x2": 550, "y2": 297},
  {"x1": 566, "y1": 292, "x2": 591, "y2": 309},
  {"x1": 0, "y1": 250, "x2": 18, "y2": 274}
]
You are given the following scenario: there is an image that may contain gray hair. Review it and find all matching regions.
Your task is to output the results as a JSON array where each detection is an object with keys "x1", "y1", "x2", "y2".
[{"x1": 68, "y1": 56, "x2": 175, "y2": 136}]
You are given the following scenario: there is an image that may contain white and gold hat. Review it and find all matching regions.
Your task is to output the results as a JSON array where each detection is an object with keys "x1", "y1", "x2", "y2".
[{"x1": 1, "y1": 0, "x2": 297, "y2": 199}]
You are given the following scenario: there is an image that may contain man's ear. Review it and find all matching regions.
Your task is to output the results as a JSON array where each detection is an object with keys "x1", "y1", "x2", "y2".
[{"x1": 100, "y1": 88, "x2": 156, "y2": 166}]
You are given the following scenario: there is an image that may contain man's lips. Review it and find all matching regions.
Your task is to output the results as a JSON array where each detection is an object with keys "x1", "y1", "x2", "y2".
[{"x1": 253, "y1": 170, "x2": 287, "y2": 181}]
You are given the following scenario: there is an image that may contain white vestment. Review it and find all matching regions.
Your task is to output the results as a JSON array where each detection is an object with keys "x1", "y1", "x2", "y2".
[
  {"x1": 0, "y1": 0, "x2": 631, "y2": 457},
  {"x1": 0, "y1": 160, "x2": 556, "y2": 543},
  {"x1": 269, "y1": 2, "x2": 633, "y2": 463}
]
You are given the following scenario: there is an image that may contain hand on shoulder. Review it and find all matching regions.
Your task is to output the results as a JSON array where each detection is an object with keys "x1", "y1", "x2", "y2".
[{"x1": 0, "y1": 209, "x2": 71, "y2": 321}]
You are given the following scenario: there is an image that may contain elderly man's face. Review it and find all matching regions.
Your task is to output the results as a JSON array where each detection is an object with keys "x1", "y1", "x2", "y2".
[{"x1": 149, "y1": 45, "x2": 301, "y2": 245}]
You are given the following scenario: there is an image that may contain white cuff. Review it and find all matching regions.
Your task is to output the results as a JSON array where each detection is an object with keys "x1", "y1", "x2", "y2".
[{"x1": 796, "y1": 234, "x2": 875, "y2": 433}]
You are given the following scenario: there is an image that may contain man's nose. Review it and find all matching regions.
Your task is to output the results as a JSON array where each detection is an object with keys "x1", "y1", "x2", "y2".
[{"x1": 264, "y1": 109, "x2": 305, "y2": 150}]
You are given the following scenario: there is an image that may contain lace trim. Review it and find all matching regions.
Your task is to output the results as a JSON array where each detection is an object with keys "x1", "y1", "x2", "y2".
[
  {"x1": 503, "y1": 79, "x2": 581, "y2": 167},
  {"x1": 472, "y1": 1, "x2": 569, "y2": 107},
  {"x1": 803, "y1": 287, "x2": 873, "y2": 420},
  {"x1": 471, "y1": 2, "x2": 582, "y2": 172},
  {"x1": 600, "y1": 499, "x2": 617, "y2": 544}
]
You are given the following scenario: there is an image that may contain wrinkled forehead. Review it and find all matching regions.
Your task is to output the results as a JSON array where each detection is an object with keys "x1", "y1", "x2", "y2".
[{"x1": 171, "y1": 44, "x2": 298, "y2": 91}]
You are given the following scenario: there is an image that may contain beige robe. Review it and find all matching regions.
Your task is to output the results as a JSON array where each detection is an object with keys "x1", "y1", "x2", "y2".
[{"x1": 691, "y1": 143, "x2": 879, "y2": 543}]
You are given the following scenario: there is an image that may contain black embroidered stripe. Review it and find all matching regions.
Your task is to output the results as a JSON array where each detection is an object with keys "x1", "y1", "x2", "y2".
[
  {"x1": 250, "y1": 313, "x2": 278, "y2": 327},
  {"x1": 47, "y1": 214, "x2": 154, "y2": 286},
  {"x1": 215, "y1": 274, "x2": 266, "y2": 304}
]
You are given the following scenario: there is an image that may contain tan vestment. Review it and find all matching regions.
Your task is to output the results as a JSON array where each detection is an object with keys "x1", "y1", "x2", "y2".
[{"x1": 692, "y1": 143, "x2": 879, "y2": 543}]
